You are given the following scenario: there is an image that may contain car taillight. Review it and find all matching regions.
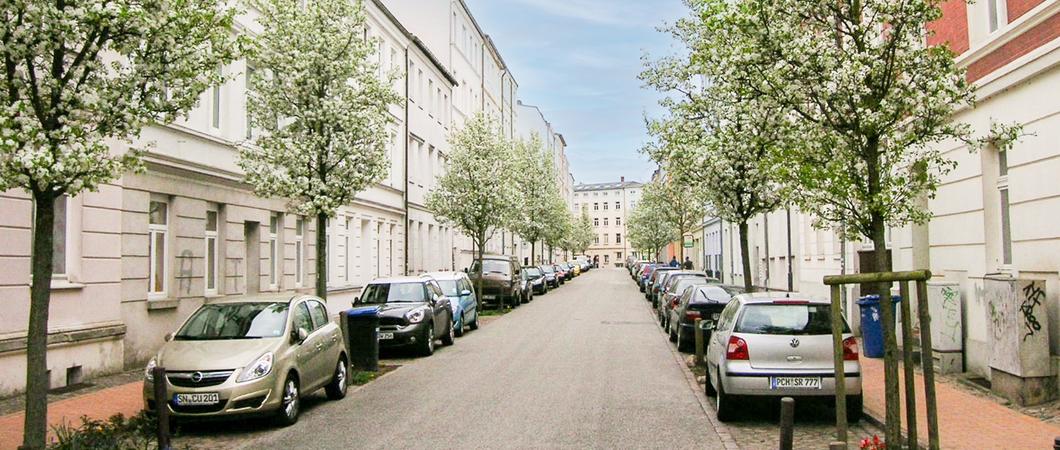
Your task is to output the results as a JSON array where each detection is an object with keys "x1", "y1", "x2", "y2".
[
  {"x1": 843, "y1": 336, "x2": 859, "y2": 361},
  {"x1": 670, "y1": 298, "x2": 680, "y2": 308},
  {"x1": 685, "y1": 310, "x2": 701, "y2": 320},
  {"x1": 726, "y1": 336, "x2": 749, "y2": 360}
]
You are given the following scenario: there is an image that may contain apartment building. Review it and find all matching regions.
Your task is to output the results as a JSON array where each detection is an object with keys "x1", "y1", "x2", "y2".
[
  {"x1": 574, "y1": 179, "x2": 642, "y2": 267},
  {"x1": 0, "y1": 0, "x2": 573, "y2": 396}
]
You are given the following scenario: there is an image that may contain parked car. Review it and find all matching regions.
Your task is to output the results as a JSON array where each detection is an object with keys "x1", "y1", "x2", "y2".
[
  {"x1": 657, "y1": 272, "x2": 713, "y2": 326},
  {"x1": 524, "y1": 266, "x2": 548, "y2": 295},
  {"x1": 143, "y1": 294, "x2": 347, "y2": 426},
  {"x1": 574, "y1": 255, "x2": 591, "y2": 271},
  {"x1": 669, "y1": 284, "x2": 745, "y2": 351},
  {"x1": 517, "y1": 267, "x2": 535, "y2": 304},
  {"x1": 355, "y1": 277, "x2": 455, "y2": 356},
  {"x1": 425, "y1": 271, "x2": 479, "y2": 337},
  {"x1": 649, "y1": 268, "x2": 681, "y2": 306},
  {"x1": 560, "y1": 263, "x2": 575, "y2": 281},
  {"x1": 704, "y1": 292, "x2": 862, "y2": 423},
  {"x1": 468, "y1": 255, "x2": 522, "y2": 308},
  {"x1": 568, "y1": 262, "x2": 582, "y2": 277},
  {"x1": 643, "y1": 265, "x2": 672, "y2": 295},
  {"x1": 539, "y1": 264, "x2": 560, "y2": 288},
  {"x1": 638, "y1": 263, "x2": 658, "y2": 292},
  {"x1": 553, "y1": 264, "x2": 568, "y2": 284}
]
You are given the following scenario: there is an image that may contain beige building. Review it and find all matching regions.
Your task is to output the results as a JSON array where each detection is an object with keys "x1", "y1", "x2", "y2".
[
  {"x1": 0, "y1": 0, "x2": 573, "y2": 397},
  {"x1": 574, "y1": 179, "x2": 642, "y2": 267}
]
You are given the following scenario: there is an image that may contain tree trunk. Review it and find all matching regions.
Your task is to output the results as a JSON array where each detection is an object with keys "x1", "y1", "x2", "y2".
[
  {"x1": 474, "y1": 233, "x2": 484, "y2": 312},
  {"x1": 871, "y1": 214, "x2": 901, "y2": 449},
  {"x1": 739, "y1": 221, "x2": 753, "y2": 292},
  {"x1": 678, "y1": 227, "x2": 686, "y2": 261},
  {"x1": 22, "y1": 191, "x2": 56, "y2": 450},
  {"x1": 315, "y1": 213, "x2": 328, "y2": 300},
  {"x1": 530, "y1": 241, "x2": 536, "y2": 266}
]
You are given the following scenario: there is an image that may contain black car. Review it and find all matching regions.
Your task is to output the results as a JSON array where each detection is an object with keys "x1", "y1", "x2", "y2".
[
  {"x1": 538, "y1": 265, "x2": 560, "y2": 288},
  {"x1": 517, "y1": 267, "x2": 535, "y2": 304},
  {"x1": 669, "y1": 284, "x2": 744, "y2": 352},
  {"x1": 355, "y1": 277, "x2": 455, "y2": 356},
  {"x1": 469, "y1": 255, "x2": 522, "y2": 308},
  {"x1": 523, "y1": 266, "x2": 548, "y2": 295}
]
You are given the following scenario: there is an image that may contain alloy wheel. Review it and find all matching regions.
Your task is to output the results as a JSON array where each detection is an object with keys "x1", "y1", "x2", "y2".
[{"x1": 283, "y1": 378, "x2": 299, "y2": 420}]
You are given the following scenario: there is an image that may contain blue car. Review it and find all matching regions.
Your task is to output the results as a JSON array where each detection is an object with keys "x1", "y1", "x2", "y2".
[{"x1": 425, "y1": 272, "x2": 479, "y2": 336}]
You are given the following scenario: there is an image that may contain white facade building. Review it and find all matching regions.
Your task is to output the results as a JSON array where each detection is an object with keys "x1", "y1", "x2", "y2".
[{"x1": 573, "y1": 179, "x2": 642, "y2": 267}]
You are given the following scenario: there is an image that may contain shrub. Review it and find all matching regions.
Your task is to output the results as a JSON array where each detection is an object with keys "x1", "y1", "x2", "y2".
[{"x1": 50, "y1": 411, "x2": 160, "y2": 450}]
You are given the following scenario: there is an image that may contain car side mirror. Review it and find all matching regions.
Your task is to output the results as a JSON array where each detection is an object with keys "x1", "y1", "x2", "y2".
[
  {"x1": 460, "y1": 289, "x2": 471, "y2": 296},
  {"x1": 352, "y1": 296, "x2": 360, "y2": 306},
  {"x1": 463, "y1": 268, "x2": 468, "y2": 273},
  {"x1": 702, "y1": 321, "x2": 716, "y2": 331},
  {"x1": 164, "y1": 332, "x2": 174, "y2": 342},
  {"x1": 294, "y1": 327, "x2": 309, "y2": 344}
]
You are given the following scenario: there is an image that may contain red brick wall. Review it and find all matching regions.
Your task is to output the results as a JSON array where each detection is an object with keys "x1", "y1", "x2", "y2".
[
  {"x1": 1007, "y1": 0, "x2": 1045, "y2": 22},
  {"x1": 928, "y1": 0, "x2": 971, "y2": 54},
  {"x1": 967, "y1": 11, "x2": 1060, "y2": 81}
]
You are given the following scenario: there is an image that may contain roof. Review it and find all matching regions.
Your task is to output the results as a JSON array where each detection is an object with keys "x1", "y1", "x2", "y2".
[
  {"x1": 369, "y1": 0, "x2": 458, "y2": 87},
  {"x1": 423, "y1": 271, "x2": 466, "y2": 281},
  {"x1": 366, "y1": 276, "x2": 430, "y2": 285},
  {"x1": 573, "y1": 180, "x2": 644, "y2": 192},
  {"x1": 734, "y1": 292, "x2": 823, "y2": 304},
  {"x1": 204, "y1": 293, "x2": 303, "y2": 304}
]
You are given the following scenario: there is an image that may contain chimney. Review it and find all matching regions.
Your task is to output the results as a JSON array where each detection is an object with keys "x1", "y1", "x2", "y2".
[{"x1": 620, "y1": 176, "x2": 625, "y2": 183}]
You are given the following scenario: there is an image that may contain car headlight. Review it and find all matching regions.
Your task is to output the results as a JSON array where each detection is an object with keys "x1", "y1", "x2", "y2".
[
  {"x1": 144, "y1": 357, "x2": 157, "y2": 381},
  {"x1": 236, "y1": 352, "x2": 273, "y2": 383},
  {"x1": 406, "y1": 307, "x2": 427, "y2": 324}
]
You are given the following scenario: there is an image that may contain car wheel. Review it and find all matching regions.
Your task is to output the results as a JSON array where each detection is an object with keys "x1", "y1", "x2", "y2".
[
  {"x1": 716, "y1": 378, "x2": 735, "y2": 422},
  {"x1": 325, "y1": 357, "x2": 348, "y2": 400},
  {"x1": 442, "y1": 316, "x2": 455, "y2": 346},
  {"x1": 669, "y1": 325, "x2": 678, "y2": 343},
  {"x1": 846, "y1": 394, "x2": 863, "y2": 424},
  {"x1": 469, "y1": 311, "x2": 479, "y2": 330},
  {"x1": 705, "y1": 368, "x2": 718, "y2": 396},
  {"x1": 275, "y1": 374, "x2": 300, "y2": 426},
  {"x1": 421, "y1": 324, "x2": 435, "y2": 356},
  {"x1": 676, "y1": 326, "x2": 690, "y2": 352},
  {"x1": 454, "y1": 313, "x2": 465, "y2": 337}
]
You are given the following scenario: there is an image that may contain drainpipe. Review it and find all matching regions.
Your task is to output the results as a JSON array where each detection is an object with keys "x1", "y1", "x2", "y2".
[
  {"x1": 719, "y1": 219, "x2": 725, "y2": 284},
  {"x1": 787, "y1": 207, "x2": 793, "y2": 292},
  {"x1": 402, "y1": 46, "x2": 410, "y2": 276}
]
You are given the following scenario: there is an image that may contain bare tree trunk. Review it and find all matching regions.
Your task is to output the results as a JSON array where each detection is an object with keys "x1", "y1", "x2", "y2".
[
  {"x1": 22, "y1": 191, "x2": 56, "y2": 450},
  {"x1": 474, "y1": 233, "x2": 484, "y2": 312},
  {"x1": 315, "y1": 213, "x2": 328, "y2": 300},
  {"x1": 530, "y1": 241, "x2": 536, "y2": 266},
  {"x1": 872, "y1": 214, "x2": 901, "y2": 449},
  {"x1": 739, "y1": 221, "x2": 753, "y2": 293}
]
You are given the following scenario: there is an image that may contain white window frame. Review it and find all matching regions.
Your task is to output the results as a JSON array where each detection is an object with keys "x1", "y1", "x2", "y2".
[
  {"x1": 211, "y1": 66, "x2": 223, "y2": 130},
  {"x1": 205, "y1": 209, "x2": 219, "y2": 295},
  {"x1": 148, "y1": 200, "x2": 169, "y2": 299},
  {"x1": 269, "y1": 214, "x2": 279, "y2": 289},
  {"x1": 295, "y1": 217, "x2": 305, "y2": 287},
  {"x1": 987, "y1": 0, "x2": 1008, "y2": 33}
]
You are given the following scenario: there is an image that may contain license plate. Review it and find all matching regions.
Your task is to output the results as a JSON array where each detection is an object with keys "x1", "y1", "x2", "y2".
[
  {"x1": 770, "y1": 377, "x2": 822, "y2": 390},
  {"x1": 379, "y1": 332, "x2": 394, "y2": 340},
  {"x1": 173, "y1": 392, "x2": 219, "y2": 406},
  {"x1": 483, "y1": 295, "x2": 496, "y2": 300}
]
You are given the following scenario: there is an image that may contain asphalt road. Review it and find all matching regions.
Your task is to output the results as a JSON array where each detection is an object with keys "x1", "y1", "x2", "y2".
[{"x1": 235, "y1": 268, "x2": 730, "y2": 449}]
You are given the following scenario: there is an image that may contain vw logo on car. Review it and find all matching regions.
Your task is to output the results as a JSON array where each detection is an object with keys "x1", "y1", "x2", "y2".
[{"x1": 789, "y1": 338, "x2": 800, "y2": 348}]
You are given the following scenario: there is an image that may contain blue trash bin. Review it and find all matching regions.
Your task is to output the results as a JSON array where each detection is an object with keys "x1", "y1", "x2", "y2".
[{"x1": 856, "y1": 295, "x2": 901, "y2": 358}]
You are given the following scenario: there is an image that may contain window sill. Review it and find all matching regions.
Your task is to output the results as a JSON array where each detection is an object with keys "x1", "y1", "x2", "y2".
[
  {"x1": 147, "y1": 299, "x2": 179, "y2": 311},
  {"x1": 50, "y1": 280, "x2": 85, "y2": 291}
]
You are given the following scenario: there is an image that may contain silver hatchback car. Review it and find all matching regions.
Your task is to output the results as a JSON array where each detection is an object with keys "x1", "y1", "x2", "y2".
[{"x1": 704, "y1": 292, "x2": 862, "y2": 422}]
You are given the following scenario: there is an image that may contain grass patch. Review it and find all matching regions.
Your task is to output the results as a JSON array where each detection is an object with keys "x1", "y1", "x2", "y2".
[
  {"x1": 690, "y1": 364, "x2": 707, "y2": 378},
  {"x1": 479, "y1": 308, "x2": 513, "y2": 317},
  {"x1": 350, "y1": 364, "x2": 399, "y2": 386}
]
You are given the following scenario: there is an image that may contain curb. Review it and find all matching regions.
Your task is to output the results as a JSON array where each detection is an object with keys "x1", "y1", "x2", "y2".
[{"x1": 647, "y1": 300, "x2": 740, "y2": 450}]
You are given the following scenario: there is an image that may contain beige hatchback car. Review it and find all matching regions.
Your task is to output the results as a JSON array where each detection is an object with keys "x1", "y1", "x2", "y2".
[{"x1": 143, "y1": 294, "x2": 347, "y2": 426}]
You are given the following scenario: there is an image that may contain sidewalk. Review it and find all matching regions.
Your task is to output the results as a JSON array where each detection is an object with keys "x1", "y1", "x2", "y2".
[
  {"x1": 0, "y1": 382, "x2": 143, "y2": 450},
  {"x1": 861, "y1": 357, "x2": 1060, "y2": 449}
]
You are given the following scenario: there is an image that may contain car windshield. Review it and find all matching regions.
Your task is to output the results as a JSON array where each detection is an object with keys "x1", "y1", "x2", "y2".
[
  {"x1": 436, "y1": 280, "x2": 461, "y2": 296},
  {"x1": 670, "y1": 277, "x2": 708, "y2": 294},
  {"x1": 361, "y1": 282, "x2": 426, "y2": 304},
  {"x1": 735, "y1": 304, "x2": 849, "y2": 335},
  {"x1": 473, "y1": 260, "x2": 510, "y2": 275},
  {"x1": 175, "y1": 302, "x2": 289, "y2": 340},
  {"x1": 540, "y1": 266, "x2": 555, "y2": 274},
  {"x1": 526, "y1": 267, "x2": 542, "y2": 277}
]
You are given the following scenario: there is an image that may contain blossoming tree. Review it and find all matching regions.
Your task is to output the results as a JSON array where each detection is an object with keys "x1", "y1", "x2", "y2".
[{"x1": 240, "y1": 0, "x2": 399, "y2": 299}]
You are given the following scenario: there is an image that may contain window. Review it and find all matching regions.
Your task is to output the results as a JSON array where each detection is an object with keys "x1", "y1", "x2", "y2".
[
  {"x1": 148, "y1": 200, "x2": 168, "y2": 297},
  {"x1": 295, "y1": 217, "x2": 305, "y2": 287},
  {"x1": 269, "y1": 214, "x2": 279, "y2": 289},
  {"x1": 428, "y1": 79, "x2": 435, "y2": 115},
  {"x1": 616, "y1": 217, "x2": 621, "y2": 226},
  {"x1": 409, "y1": 62, "x2": 417, "y2": 102},
  {"x1": 603, "y1": 202, "x2": 609, "y2": 210},
  {"x1": 604, "y1": 234, "x2": 609, "y2": 244},
  {"x1": 603, "y1": 218, "x2": 609, "y2": 226},
  {"x1": 988, "y1": 0, "x2": 1007, "y2": 32},
  {"x1": 593, "y1": 203, "x2": 599, "y2": 211},
  {"x1": 604, "y1": 254, "x2": 610, "y2": 263},
  {"x1": 615, "y1": 202, "x2": 621, "y2": 210},
  {"x1": 52, "y1": 196, "x2": 68, "y2": 276},
  {"x1": 344, "y1": 217, "x2": 352, "y2": 282},
  {"x1": 308, "y1": 300, "x2": 328, "y2": 330},
  {"x1": 245, "y1": 66, "x2": 255, "y2": 139},
  {"x1": 205, "y1": 210, "x2": 219, "y2": 295},
  {"x1": 594, "y1": 235, "x2": 600, "y2": 244},
  {"x1": 616, "y1": 233, "x2": 622, "y2": 244},
  {"x1": 211, "y1": 66, "x2": 222, "y2": 129},
  {"x1": 593, "y1": 218, "x2": 599, "y2": 227}
]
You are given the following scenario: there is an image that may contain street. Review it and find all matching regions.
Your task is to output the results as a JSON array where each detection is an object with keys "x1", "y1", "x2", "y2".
[{"x1": 206, "y1": 269, "x2": 731, "y2": 449}]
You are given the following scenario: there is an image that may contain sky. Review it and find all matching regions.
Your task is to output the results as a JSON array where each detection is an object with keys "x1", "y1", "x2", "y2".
[{"x1": 464, "y1": 0, "x2": 689, "y2": 185}]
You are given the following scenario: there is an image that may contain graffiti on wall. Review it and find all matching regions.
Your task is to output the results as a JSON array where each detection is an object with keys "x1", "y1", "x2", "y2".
[
  {"x1": 939, "y1": 286, "x2": 961, "y2": 345},
  {"x1": 1019, "y1": 283, "x2": 1044, "y2": 342}
]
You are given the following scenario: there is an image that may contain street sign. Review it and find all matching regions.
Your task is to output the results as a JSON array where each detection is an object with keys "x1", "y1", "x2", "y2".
[{"x1": 683, "y1": 234, "x2": 694, "y2": 248}]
